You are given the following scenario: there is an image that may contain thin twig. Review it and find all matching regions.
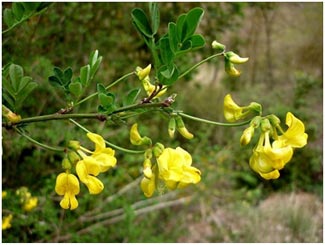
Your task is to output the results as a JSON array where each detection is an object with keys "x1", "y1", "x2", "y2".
[
  {"x1": 77, "y1": 190, "x2": 178, "y2": 224},
  {"x1": 56, "y1": 196, "x2": 192, "y2": 242}
]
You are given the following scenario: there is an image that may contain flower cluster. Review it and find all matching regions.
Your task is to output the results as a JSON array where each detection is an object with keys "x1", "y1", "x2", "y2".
[
  {"x1": 130, "y1": 123, "x2": 201, "y2": 197},
  {"x1": 15, "y1": 186, "x2": 38, "y2": 212},
  {"x1": 211, "y1": 41, "x2": 249, "y2": 77},
  {"x1": 224, "y1": 94, "x2": 308, "y2": 179},
  {"x1": 135, "y1": 64, "x2": 167, "y2": 99},
  {"x1": 55, "y1": 133, "x2": 117, "y2": 210}
]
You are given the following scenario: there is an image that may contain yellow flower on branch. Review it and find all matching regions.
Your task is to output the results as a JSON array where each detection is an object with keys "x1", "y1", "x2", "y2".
[
  {"x1": 140, "y1": 171, "x2": 156, "y2": 198},
  {"x1": 223, "y1": 94, "x2": 245, "y2": 122},
  {"x1": 157, "y1": 147, "x2": 201, "y2": 190},
  {"x1": 136, "y1": 64, "x2": 167, "y2": 98},
  {"x1": 85, "y1": 132, "x2": 117, "y2": 172},
  {"x1": 224, "y1": 51, "x2": 249, "y2": 77},
  {"x1": 55, "y1": 172, "x2": 80, "y2": 210},
  {"x1": 224, "y1": 94, "x2": 261, "y2": 122},
  {"x1": 130, "y1": 123, "x2": 152, "y2": 146},
  {"x1": 249, "y1": 132, "x2": 293, "y2": 180},
  {"x1": 76, "y1": 158, "x2": 104, "y2": 195},
  {"x1": 276, "y1": 112, "x2": 308, "y2": 148}
]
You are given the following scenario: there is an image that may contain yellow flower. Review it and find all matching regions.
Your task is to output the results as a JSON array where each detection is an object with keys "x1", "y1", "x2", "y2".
[
  {"x1": 136, "y1": 64, "x2": 152, "y2": 81},
  {"x1": 2, "y1": 105, "x2": 21, "y2": 123},
  {"x1": 224, "y1": 51, "x2": 249, "y2": 77},
  {"x1": 249, "y1": 132, "x2": 293, "y2": 180},
  {"x1": 23, "y1": 197, "x2": 38, "y2": 212},
  {"x1": 76, "y1": 159, "x2": 104, "y2": 195},
  {"x1": 130, "y1": 123, "x2": 152, "y2": 146},
  {"x1": 2, "y1": 214, "x2": 13, "y2": 230},
  {"x1": 226, "y1": 51, "x2": 249, "y2": 64},
  {"x1": 86, "y1": 132, "x2": 117, "y2": 172},
  {"x1": 141, "y1": 172, "x2": 156, "y2": 198},
  {"x1": 277, "y1": 112, "x2": 308, "y2": 148},
  {"x1": 157, "y1": 147, "x2": 201, "y2": 189},
  {"x1": 175, "y1": 116, "x2": 194, "y2": 140},
  {"x1": 225, "y1": 60, "x2": 241, "y2": 77},
  {"x1": 240, "y1": 126, "x2": 255, "y2": 146},
  {"x1": 136, "y1": 65, "x2": 167, "y2": 98},
  {"x1": 55, "y1": 173, "x2": 80, "y2": 210},
  {"x1": 224, "y1": 94, "x2": 244, "y2": 122}
]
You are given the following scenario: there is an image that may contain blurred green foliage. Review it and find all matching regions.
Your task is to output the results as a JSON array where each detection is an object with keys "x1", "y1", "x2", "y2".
[{"x1": 2, "y1": 2, "x2": 322, "y2": 242}]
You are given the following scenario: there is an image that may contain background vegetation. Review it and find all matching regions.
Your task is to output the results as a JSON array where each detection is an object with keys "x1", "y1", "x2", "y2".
[{"x1": 2, "y1": 2, "x2": 323, "y2": 242}]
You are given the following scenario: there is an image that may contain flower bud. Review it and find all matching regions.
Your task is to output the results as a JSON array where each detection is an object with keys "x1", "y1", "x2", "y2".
[
  {"x1": 68, "y1": 151, "x2": 80, "y2": 165},
  {"x1": 240, "y1": 126, "x2": 255, "y2": 146},
  {"x1": 68, "y1": 140, "x2": 80, "y2": 150},
  {"x1": 248, "y1": 102, "x2": 262, "y2": 115},
  {"x1": 130, "y1": 123, "x2": 152, "y2": 146},
  {"x1": 168, "y1": 117, "x2": 176, "y2": 138},
  {"x1": 225, "y1": 51, "x2": 249, "y2": 64},
  {"x1": 175, "y1": 116, "x2": 194, "y2": 140},
  {"x1": 250, "y1": 116, "x2": 262, "y2": 129},
  {"x1": 267, "y1": 114, "x2": 281, "y2": 127},
  {"x1": 62, "y1": 157, "x2": 72, "y2": 170},
  {"x1": 136, "y1": 64, "x2": 151, "y2": 80},
  {"x1": 2, "y1": 105, "x2": 22, "y2": 123},
  {"x1": 144, "y1": 149, "x2": 153, "y2": 160},
  {"x1": 153, "y1": 143, "x2": 165, "y2": 158},
  {"x1": 212, "y1": 40, "x2": 226, "y2": 52},
  {"x1": 261, "y1": 118, "x2": 272, "y2": 132},
  {"x1": 143, "y1": 158, "x2": 153, "y2": 179},
  {"x1": 225, "y1": 59, "x2": 241, "y2": 77}
]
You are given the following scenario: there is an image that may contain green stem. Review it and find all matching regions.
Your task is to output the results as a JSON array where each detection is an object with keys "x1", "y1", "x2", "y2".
[
  {"x1": 69, "y1": 119, "x2": 145, "y2": 154},
  {"x1": 149, "y1": 37, "x2": 161, "y2": 69},
  {"x1": 2, "y1": 102, "x2": 168, "y2": 128},
  {"x1": 179, "y1": 52, "x2": 224, "y2": 79},
  {"x1": 3, "y1": 113, "x2": 106, "y2": 127},
  {"x1": 178, "y1": 112, "x2": 251, "y2": 127},
  {"x1": 74, "y1": 71, "x2": 135, "y2": 107},
  {"x1": 16, "y1": 129, "x2": 65, "y2": 152},
  {"x1": 109, "y1": 101, "x2": 167, "y2": 115}
]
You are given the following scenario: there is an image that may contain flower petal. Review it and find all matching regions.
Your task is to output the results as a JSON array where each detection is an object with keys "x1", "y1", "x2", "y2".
[
  {"x1": 87, "y1": 132, "x2": 106, "y2": 152},
  {"x1": 141, "y1": 174, "x2": 156, "y2": 197},
  {"x1": 279, "y1": 112, "x2": 308, "y2": 148}
]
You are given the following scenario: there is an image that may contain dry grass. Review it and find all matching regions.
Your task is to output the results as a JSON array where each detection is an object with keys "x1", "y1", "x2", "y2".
[{"x1": 178, "y1": 192, "x2": 323, "y2": 243}]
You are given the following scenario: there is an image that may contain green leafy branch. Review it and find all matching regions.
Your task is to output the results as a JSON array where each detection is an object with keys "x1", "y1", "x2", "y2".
[
  {"x1": 2, "y1": 64, "x2": 38, "y2": 112},
  {"x1": 132, "y1": 4, "x2": 206, "y2": 86},
  {"x1": 3, "y1": 2, "x2": 52, "y2": 34},
  {"x1": 48, "y1": 50, "x2": 103, "y2": 104}
]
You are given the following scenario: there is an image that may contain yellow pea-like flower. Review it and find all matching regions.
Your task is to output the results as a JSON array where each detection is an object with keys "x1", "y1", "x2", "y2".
[
  {"x1": 86, "y1": 132, "x2": 117, "y2": 172},
  {"x1": 157, "y1": 147, "x2": 201, "y2": 189},
  {"x1": 175, "y1": 116, "x2": 194, "y2": 140},
  {"x1": 136, "y1": 64, "x2": 152, "y2": 80},
  {"x1": 277, "y1": 112, "x2": 308, "y2": 148},
  {"x1": 76, "y1": 159, "x2": 104, "y2": 195},
  {"x1": 225, "y1": 60, "x2": 241, "y2": 77},
  {"x1": 226, "y1": 51, "x2": 249, "y2": 64},
  {"x1": 249, "y1": 131, "x2": 294, "y2": 180},
  {"x1": 140, "y1": 172, "x2": 156, "y2": 198},
  {"x1": 130, "y1": 123, "x2": 152, "y2": 146},
  {"x1": 55, "y1": 173, "x2": 80, "y2": 210},
  {"x1": 240, "y1": 126, "x2": 255, "y2": 146},
  {"x1": 223, "y1": 94, "x2": 244, "y2": 122}
]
